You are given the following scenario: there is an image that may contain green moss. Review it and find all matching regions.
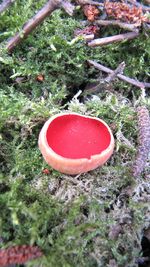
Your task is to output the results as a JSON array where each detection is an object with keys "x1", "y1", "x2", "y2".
[{"x1": 0, "y1": 1, "x2": 150, "y2": 266}]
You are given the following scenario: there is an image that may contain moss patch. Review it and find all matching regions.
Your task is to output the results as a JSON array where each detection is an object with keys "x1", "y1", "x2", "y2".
[{"x1": 0, "y1": 1, "x2": 150, "y2": 266}]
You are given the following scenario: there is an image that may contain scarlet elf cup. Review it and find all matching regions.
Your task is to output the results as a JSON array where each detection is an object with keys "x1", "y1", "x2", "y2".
[{"x1": 38, "y1": 113, "x2": 115, "y2": 175}]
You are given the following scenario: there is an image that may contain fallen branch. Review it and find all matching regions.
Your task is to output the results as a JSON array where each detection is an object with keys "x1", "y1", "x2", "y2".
[
  {"x1": 81, "y1": 34, "x2": 95, "y2": 41},
  {"x1": 105, "y1": 61, "x2": 125, "y2": 83},
  {"x1": 0, "y1": 0, "x2": 15, "y2": 14},
  {"x1": 76, "y1": 0, "x2": 104, "y2": 7},
  {"x1": 88, "y1": 31, "x2": 139, "y2": 47},
  {"x1": 68, "y1": 34, "x2": 94, "y2": 45},
  {"x1": 127, "y1": 0, "x2": 150, "y2": 12},
  {"x1": 87, "y1": 60, "x2": 150, "y2": 89},
  {"x1": 6, "y1": 0, "x2": 74, "y2": 52},
  {"x1": 144, "y1": 0, "x2": 150, "y2": 4},
  {"x1": 95, "y1": 19, "x2": 139, "y2": 32},
  {"x1": 84, "y1": 61, "x2": 125, "y2": 94},
  {"x1": 61, "y1": 0, "x2": 74, "y2": 15}
]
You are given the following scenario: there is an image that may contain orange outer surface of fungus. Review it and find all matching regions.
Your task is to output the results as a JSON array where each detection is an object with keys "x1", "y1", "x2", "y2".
[{"x1": 38, "y1": 113, "x2": 115, "y2": 175}]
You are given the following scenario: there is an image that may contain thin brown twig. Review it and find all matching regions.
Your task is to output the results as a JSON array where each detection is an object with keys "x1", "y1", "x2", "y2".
[
  {"x1": 0, "y1": 0, "x2": 15, "y2": 14},
  {"x1": 81, "y1": 34, "x2": 95, "y2": 41},
  {"x1": 127, "y1": 0, "x2": 150, "y2": 12},
  {"x1": 95, "y1": 19, "x2": 140, "y2": 32},
  {"x1": 88, "y1": 32, "x2": 139, "y2": 47},
  {"x1": 6, "y1": 0, "x2": 74, "y2": 52},
  {"x1": 83, "y1": 34, "x2": 95, "y2": 41},
  {"x1": 84, "y1": 62, "x2": 125, "y2": 94},
  {"x1": 76, "y1": 0, "x2": 104, "y2": 7},
  {"x1": 61, "y1": 0, "x2": 75, "y2": 15},
  {"x1": 104, "y1": 61, "x2": 125, "y2": 83},
  {"x1": 87, "y1": 60, "x2": 150, "y2": 89},
  {"x1": 144, "y1": 0, "x2": 150, "y2": 4},
  {"x1": 70, "y1": 34, "x2": 94, "y2": 44}
]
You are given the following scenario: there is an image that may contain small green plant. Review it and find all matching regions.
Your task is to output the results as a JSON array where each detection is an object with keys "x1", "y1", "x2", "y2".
[{"x1": 0, "y1": 1, "x2": 150, "y2": 266}]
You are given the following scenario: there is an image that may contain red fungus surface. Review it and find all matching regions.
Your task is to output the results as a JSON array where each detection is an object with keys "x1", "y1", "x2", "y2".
[{"x1": 46, "y1": 114, "x2": 111, "y2": 159}]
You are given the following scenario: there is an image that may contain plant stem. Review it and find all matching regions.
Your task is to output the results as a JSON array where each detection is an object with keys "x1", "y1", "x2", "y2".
[
  {"x1": 0, "y1": 0, "x2": 15, "y2": 14},
  {"x1": 95, "y1": 20, "x2": 139, "y2": 32},
  {"x1": 6, "y1": 0, "x2": 74, "y2": 52},
  {"x1": 88, "y1": 32, "x2": 139, "y2": 47},
  {"x1": 87, "y1": 60, "x2": 150, "y2": 89}
]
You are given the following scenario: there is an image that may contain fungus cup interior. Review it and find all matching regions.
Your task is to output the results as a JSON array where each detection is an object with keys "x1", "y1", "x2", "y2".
[{"x1": 46, "y1": 114, "x2": 111, "y2": 160}]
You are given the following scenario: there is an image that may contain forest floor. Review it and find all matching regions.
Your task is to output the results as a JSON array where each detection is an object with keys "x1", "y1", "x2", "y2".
[{"x1": 0, "y1": 0, "x2": 150, "y2": 266}]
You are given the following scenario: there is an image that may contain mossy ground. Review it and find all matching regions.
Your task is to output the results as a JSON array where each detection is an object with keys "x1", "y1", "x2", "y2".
[{"x1": 0, "y1": 1, "x2": 150, "y2": 266}]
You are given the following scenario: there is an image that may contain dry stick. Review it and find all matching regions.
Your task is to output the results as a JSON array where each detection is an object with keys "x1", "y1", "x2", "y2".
[
  {"x1": 127, "y1": 0, "x2": 150, "y2": 12},
  {"x1": 61, "y1": 0, "x2": 74, "y2": 15},
  {"x1": 83, "y1": 34, "x2": 94, "y2": 41},
  {"x1": 105, "y1": 61, "x2": 125, "y2": 83},
  {"x1": 0, "y1": 0, "x2": 15, "y2": 14},
  {"x1": 144, "y1": 0, "x2": 150, "y2": 4},
  {"x1": 84, "y1": 62, "x2": 126, "y2": 94},
  {"x1": 87, "y1": 60, "x2": 150, "y2": 89},
  {"x1": 6, "y1": 0, "x2": 74, "y2": 52},
  {"x1": 88, "y1": 31, "x2": 139, "y2": 47},
  {"x1": 69, "y1": 34, "x2": 94, "y2": 45},
  {"x1": 76, "y1": 0, "x2": 104, "y2": 7},
  {"x1": 95, "y1": 19, "x2": 139, "y2": 32}
]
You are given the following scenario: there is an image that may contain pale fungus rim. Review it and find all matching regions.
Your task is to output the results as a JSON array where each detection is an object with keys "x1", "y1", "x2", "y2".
[{"x1": 38, "y1": 112, "x2": 115, "y2": 174}]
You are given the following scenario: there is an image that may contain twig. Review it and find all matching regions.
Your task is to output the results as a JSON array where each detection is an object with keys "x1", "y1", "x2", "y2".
[
  {"x1": 87, "y1": 60, "x2": 150, "y2": 89},
  {"x1": 127, "y1": 0, "x2": 150, "y2": 12},
  {"x1": 82, "y1": 34, "x2": 94, "y2": 41},
  {"x1": 69, "y1": 34, "x2": 94, "y2": 44},
  {"x1": 88, "y1": 32, "x2": 139, "y2": 47},
  {"x1": 0, "y1": 0, "x2": 15, "y2": 14},
  {"x1": 61, "y1": 0, "x2": 75, "y2": 15},
  {"x1": 104, "y1": 61, "x2": 125, "y2": 83},
  {"x1": 76, "y1": 0, "x2": 104, "y2": 7},
  {"x1": 84, "y1": 62, "x2": 125, "y2": 94},
  {"x1": 144, "y1": 0, "x2": 150, "y2": 4},
  {"x1": 6, "y1": 0, "x2": 74, "y2": 52},
  {"x1": 95, "y1": 19, "x2": 139, "y2": 32}
]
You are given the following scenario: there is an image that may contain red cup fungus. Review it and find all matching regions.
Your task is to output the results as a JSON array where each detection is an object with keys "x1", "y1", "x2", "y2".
[{"x1": 38, "y1": 113, "x2": 115, "y2": 175}]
